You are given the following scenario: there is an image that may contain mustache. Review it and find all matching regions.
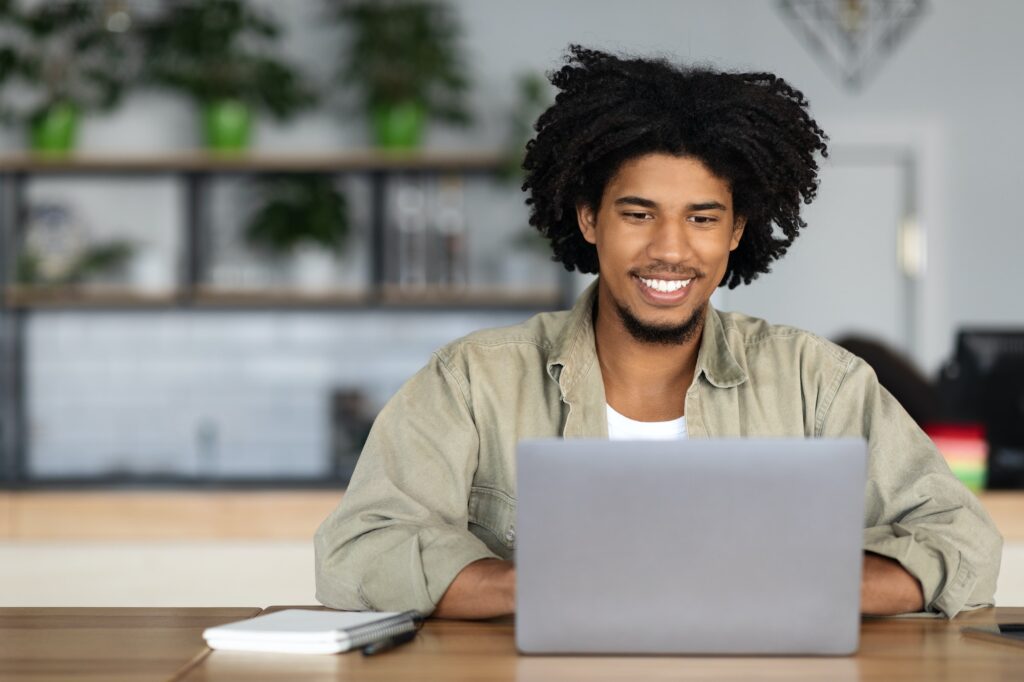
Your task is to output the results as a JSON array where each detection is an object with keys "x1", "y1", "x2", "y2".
[{"x1": 631, "y1": 266, "x2": 704, "y2": 279}]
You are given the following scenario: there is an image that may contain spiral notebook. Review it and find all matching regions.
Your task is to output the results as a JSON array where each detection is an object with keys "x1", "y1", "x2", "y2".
[{"x1": 203, "y1": 609, "x2": 420, "y2": 655}]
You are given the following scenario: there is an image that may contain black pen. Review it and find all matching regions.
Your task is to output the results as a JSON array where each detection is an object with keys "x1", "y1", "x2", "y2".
[{"x1": 362, "y1": 628, "x2": 417, "y2": 656}]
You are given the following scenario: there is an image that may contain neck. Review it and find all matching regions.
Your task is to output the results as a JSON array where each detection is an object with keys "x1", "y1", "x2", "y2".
[{"x1": 593, "y1": 290, "x2": 704, "y2": 422}]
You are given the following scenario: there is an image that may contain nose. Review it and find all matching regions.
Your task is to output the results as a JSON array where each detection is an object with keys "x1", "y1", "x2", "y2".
[{"x1": 646, "y1": 219, "x2": 691, "y2": 264}]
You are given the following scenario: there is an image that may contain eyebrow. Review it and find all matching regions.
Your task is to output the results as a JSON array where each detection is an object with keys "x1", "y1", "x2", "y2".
[{"x1": 613, "y1": 196, "x2": 727, "y2": 211}]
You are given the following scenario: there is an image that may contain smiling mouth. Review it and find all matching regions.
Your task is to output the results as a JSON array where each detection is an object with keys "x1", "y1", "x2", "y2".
[{"x1": 636, "y1": 275, "x2": 693, "y2": 293}]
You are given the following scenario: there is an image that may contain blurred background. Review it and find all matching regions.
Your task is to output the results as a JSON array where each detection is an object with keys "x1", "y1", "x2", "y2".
[{"x1": 0, "y1": 0, "x2": 1021, "y2": 607}]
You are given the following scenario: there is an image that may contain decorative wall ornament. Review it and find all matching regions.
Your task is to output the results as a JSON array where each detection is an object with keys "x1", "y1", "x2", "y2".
[{"x1": 778, "y1": 0, "x2": 928, "y2": 90}]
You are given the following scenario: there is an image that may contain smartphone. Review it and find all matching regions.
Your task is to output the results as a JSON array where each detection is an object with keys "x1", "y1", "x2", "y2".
[{"x1": 962, "y1": 623, "x2": 1024, "y2": 649}]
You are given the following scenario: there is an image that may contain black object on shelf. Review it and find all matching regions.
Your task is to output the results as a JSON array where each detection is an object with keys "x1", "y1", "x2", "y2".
[
  {"x1": 939, "y1": 329, "x2": 1024, "y2": 489},
  {"x1": 330, "y1": 388, "x2": 376, "y2": 483}
]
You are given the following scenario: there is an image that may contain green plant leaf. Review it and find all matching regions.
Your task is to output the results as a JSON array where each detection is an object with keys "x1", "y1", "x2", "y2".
[
  {"x1": 330, "y1": 0, "x2": 472, "y2": 124},
  {"x1": 0, "y1": 0, "x2": 135, "y2": 122},
  {"x1": 139, "y1": 0, "x2": 314, "y2": 120},
  {"x1": 245, "y1": 175, "x2": 350, "y2": 257},
  {"x1": 15, "y1": 251, "x2": 41, "y2": 285},
  {"x1": 64, "y1": 241, "x2": 134, "y2": 284}
]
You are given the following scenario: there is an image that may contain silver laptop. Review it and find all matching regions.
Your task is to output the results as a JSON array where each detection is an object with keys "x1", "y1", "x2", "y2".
[{"x1": 515, "y1": 438, "x2": 867, "y2": 655}]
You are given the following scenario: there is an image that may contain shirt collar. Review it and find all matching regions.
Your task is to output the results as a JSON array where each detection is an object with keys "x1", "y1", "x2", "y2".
[
  {"x1": 546, "y1": 279, "x2": 600, "y2": 395},
  {"x1": 696, "y1": 302, "x2": 748, "y2": 389}
]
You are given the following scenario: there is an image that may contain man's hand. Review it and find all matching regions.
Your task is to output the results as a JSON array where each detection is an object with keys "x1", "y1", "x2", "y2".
[
  {"x1": 433, "y1": 558, "x2": 516, "y2": 619},
  {"x1": 861, "y1": 551, "x2": 925, "y2": 615}
]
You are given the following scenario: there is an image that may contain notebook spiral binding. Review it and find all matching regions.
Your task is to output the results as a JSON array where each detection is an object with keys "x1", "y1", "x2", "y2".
[{"x1": 346, "y1": 613, "x2": 421, "y2": 650}]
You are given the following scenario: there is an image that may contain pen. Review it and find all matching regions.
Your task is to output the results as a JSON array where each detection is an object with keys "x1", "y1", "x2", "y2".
[{"x1": 362, "y1": 628, "x2": 417, "y2": 656}]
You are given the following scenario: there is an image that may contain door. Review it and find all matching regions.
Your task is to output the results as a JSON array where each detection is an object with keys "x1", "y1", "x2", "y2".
[{"x1": 716, "y1": 150, "x2": 917, "y2": 356}]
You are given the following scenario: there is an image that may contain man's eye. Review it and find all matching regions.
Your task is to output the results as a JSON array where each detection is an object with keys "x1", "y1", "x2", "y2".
[
  {"x1": 690, "y1": 215, "x2": 717, "y2": 225},
  {"x1": 623, "y1": 212, "x2": 652, "y2": 220}
]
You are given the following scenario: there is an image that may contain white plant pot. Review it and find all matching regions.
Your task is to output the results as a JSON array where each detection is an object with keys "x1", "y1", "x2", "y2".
[{"x1": 291, "y1": 246, "x2": 337, "y2": 293}]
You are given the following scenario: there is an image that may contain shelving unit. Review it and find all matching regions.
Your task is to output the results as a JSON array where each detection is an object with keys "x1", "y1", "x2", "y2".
[
  {"x1": 0, "y1": 151, "x2": 566, "y2": 307},
  {"x1": 0, "y1": 151, "x2": 573, "y2": 488},
  {"x1": 1, "y1": 284, "x2": 563, "y2": 311}
]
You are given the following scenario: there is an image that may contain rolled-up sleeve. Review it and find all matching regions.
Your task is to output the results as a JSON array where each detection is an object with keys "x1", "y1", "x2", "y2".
[
  {"x1": 819, "y1": 356, "x2": 1003, "y2": 618},
  {"x1": 314, "y1": 352, "x2": 498, "y2": 614}
]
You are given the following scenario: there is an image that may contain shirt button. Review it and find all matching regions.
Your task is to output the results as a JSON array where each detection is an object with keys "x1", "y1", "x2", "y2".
[{"x1": 505, "y1": 526, "x2": 516, "y2": 543}]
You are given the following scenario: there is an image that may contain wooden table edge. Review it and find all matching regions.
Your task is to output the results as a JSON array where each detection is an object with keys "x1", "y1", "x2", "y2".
[{"x1": 167, "y1": 607, "x2": 268, "y2": 682}]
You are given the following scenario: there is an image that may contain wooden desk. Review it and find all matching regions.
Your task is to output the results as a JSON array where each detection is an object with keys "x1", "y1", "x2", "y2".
[
  {"x1": 176, "y1": 607, "x2": 1024, "y2": 682},
  {"x1": 0, "y1": 607, "x2": 259, "y2": 682},
  {"x1": 1, "y1": 606, "x2": 1021, "y2": 681}
]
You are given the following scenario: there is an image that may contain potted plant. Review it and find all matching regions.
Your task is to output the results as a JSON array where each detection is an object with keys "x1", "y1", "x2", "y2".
[
  {"x1": 244, "y1": 174, "x2": 350, "y2": 290},
  {"x1": 16, "y1": 201, "x2": 135, "y2": 287},
  {"x1": 140, "y1": 0, "x2": 315, "y2": 151},
  {"x1": 0, "y1": 0, "x2": 135, "y2": 153},
  {"x1": 327, "y1": 0, "x2": 472, "y2": 149}
]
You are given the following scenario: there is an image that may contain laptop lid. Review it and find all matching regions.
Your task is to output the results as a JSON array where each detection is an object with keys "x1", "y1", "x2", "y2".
[{"x1": 515, "y1": 438, "x2": 867, "y2": 655}]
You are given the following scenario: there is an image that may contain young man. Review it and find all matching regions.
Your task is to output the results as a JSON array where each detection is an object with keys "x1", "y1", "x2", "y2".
[{"x1": 315, "y1": 46, "x2": 1002, "y2": 620}]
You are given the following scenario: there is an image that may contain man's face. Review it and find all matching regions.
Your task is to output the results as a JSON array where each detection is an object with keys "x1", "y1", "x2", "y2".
[{"x1": 576, "y1": 153, "x2": 745, "y2": 344}]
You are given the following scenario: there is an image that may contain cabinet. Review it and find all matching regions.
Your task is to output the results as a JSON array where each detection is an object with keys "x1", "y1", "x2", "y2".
[{"x1": 0, "y1": 152, "x2": 575, "y2": 487}]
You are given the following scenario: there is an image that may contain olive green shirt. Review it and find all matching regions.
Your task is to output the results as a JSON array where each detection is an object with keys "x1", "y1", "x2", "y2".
[{"x1": 315, "y1": 281, "x2": 1002, "y2": 618}]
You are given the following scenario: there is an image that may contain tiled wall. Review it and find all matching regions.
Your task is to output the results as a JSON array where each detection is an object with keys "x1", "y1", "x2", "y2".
[{"x1": 25, "y1": 309, "x2": 535, "y2": 478}]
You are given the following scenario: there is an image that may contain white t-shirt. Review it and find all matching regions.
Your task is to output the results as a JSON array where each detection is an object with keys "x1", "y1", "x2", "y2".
[{"x1": 606, "y1": 404, "x2": 688, "y2": 440}]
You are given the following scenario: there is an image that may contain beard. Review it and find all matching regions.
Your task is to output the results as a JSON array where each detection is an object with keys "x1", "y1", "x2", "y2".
[{"x1": 611, "y1": 296, "x2": 706, "y2": 346}]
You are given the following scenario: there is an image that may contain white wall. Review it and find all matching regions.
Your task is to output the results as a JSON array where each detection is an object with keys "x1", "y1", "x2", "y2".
[
  {"x1": 25, "y1": 308, "x2": 533, "y2": 477},
  {"x1": 443, "y1": 0, "x2": 1024, "y2": 373}
]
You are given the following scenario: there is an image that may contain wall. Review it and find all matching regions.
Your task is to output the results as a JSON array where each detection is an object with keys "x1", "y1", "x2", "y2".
[
  {"x1": 3, "y1": 0, "x2": 1023, "y2": 475},
  {"x1": 3, "y1": 1, "x2": 1019, "y2": 369},
  {"x1": 25, "y1": 308, "x2": 534, "y2": 477},
  {"x1": 443, "y1": 0, "x2": 1024, "y2": 372}
]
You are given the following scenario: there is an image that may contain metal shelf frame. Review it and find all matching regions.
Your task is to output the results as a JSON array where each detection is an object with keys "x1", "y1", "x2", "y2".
[{"x1": 0, "y1": 152, "x2": 573, "y2": 488}]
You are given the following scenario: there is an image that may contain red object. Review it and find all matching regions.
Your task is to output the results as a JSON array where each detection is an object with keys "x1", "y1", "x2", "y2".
[{"x1": 924, "y1": 423, "x2": 986, "y2": 440}]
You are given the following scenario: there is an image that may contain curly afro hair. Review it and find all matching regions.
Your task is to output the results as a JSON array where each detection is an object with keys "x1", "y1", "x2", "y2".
[{"x1": 522, "y1": 45, "x2": 829, "y2": 289}]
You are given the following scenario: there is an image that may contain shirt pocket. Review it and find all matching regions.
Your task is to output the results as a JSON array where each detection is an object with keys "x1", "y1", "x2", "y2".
[{"x1": 468, "y1": 485, "x2": 517, "y2": 558}]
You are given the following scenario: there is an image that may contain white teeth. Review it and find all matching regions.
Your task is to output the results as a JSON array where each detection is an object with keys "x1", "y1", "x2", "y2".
[{"x1": 639, "y1": 277, "x2": 691, "y2": 293}]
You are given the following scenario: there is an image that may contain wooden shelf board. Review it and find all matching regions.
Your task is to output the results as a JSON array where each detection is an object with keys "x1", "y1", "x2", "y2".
[
  {"x1": 376, "y1": 283, "x2": 559, "y2": 303},
  {"x1": 3, "y1": 286, "x2": 561, "y2": 310},
  {"x1": 193, "y1": 287, "x2": 372, "y2": 307},
  {"x1": 0, "y1": 490, "x2": 343, "y2": 540},
  {"x1": 0, "y1": 494, "x2": 10, "y2": 537},
  {"x1": 977, "y1": 491, "x2": 1024, "y2": 542},
  {"x1": 4, "y1": 286, "x2": 180, "y2": 308},
  {"x1": 1, "y1": 490, "x2": 1021, "y2": 542},
  {"x1": 0, "y1": 150, "x2": 510, "y2": 173}
]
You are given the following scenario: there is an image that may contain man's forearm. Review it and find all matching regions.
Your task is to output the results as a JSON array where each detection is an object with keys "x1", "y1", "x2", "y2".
[
  {"x1": 433, "y1": 558, "x2": 516, "y2": 619},
  {"x1": 433, "y1": 552, "x2": 922, "y2": 619},
  {"x1": 861, "y1": 551, "x2": 925, "y2": 615}
]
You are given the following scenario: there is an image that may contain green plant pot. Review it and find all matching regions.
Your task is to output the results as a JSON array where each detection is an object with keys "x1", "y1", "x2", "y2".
[
  {"x1": 29, "y1": 103, "x2": 79, "y2": 153},
  {"x1": 202, "y1": 100, "x2": 252, "y2": 151},
  {"x1": 371, "y1": 101, "x2": 425, "y2": 149}
]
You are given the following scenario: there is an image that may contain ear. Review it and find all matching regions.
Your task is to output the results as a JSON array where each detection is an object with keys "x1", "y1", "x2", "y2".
[
  {"x1": 729, "y1": 216, "x2": 747, "y2": 251},
  {"x1": 576, "y1": 203, "x2": 598, "y2": 245}
]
